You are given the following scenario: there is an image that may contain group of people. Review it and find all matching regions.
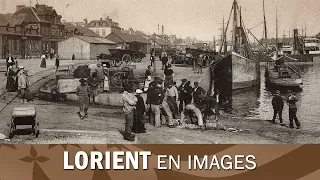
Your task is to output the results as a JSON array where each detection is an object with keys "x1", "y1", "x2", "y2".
[
  {"x1": 272, "y1": 90, "x2": 301, "y2": 129},
  {"x1": 75, "y1": 63, "x2": 110, "y2": 119},
  {"x1": 121, "y1": 76, "x2": 220, "y2": 141},
  {"x1": 5, "y1": 55, "x2": 30, "y2": 104}
]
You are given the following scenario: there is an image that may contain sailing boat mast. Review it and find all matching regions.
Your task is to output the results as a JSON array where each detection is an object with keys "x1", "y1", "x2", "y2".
[
  {"x1": 233, "y1": 0, "x2": 238, "y2": 52},
  {"x1": 276, "y1": 8, "x2": 279, "y2": 57},
  {"x1": 263, "y1": 0, "x2": 268, "y2": 50}
]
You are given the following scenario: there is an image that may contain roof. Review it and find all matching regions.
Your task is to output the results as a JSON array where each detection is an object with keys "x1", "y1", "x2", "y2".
[
  {"x1": 13, "y1": 7, "x2": 41, "y2": 23},
  {"x1": 151, "y1": 37, "x2": 169, "y2": 46},
  {"x1": 75, "y1": 36, "x2": 116, "y2": 44},
  {"x1": 106, "y1": 31, "x2": 150, "y2": 44},
  {"x1": 135, "y1": 31, "x2": 148, "y2": 37},
  {"x1": 64, "y1": 22, "x2": 100, "y2": 37},
  {"x1": 0, "y1": 14, "x2": 26, "y2": 27},
  {"x1": 86, "y1": 19, "x2": 121, "y2": 29}
]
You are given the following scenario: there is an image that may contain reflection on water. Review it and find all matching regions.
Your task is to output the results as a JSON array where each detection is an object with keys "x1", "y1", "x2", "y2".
[{"x1": 231, "y1": 63, "x2": 320, "y2": 130}]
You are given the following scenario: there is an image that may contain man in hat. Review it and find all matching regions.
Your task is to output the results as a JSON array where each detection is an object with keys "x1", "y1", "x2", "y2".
[
  {"x1": 272, "y1": 90, "x2": 284, "y2": 125},
  {"x1": 96, "y1": 63, "x2": 105, "y2": 93},
  {"x1": 76, "y1": 79, "x2": 90, "y2": 119},
  {"x1": 161, "y1": 99, "x2": 175, "y2": 128},
  {"x1": 178, "y1": 79, "x2": 188, "y2": 113},
  {"x1": 161, "y1": 53, "x2": 168, "y2": 70},
  {"x1": 55, "y1": 54, "x2": 60, "y2": 70},
  {"x1": 144, "y1": 65, "x2": 152, "y2": 92},
  {"x1": 287, "y1": 91, "x2": 301, "y2": 129},
  {"x1": 197, "y1": 54, "x2": 204, "y2": 74},
  {"x1": 165, "y1": 82, "x2": 179, "y2": 117},
  {"x1": 146, "y1": 80, "x2": 164, "y2": 127},
  {"x1": 103, "y1": 64, "x2": 110, "y2": 93},
  {"x1": 193, "y1": 82, "x2": 206, "y2": 107},
  {"x1": 132, "y1": 89, "x2": 146, "y2": 134},
  {"x1": 164, "y1": 64, "x2": 174, "y2": 89},
  {"x1": 122, "y1": 84, "x2": 138, "y2": 141}
]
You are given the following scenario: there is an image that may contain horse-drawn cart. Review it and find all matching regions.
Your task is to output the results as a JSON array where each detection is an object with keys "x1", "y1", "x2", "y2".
[{"x1": 98, "y1": 49, "x2": 146, "y2": 67}]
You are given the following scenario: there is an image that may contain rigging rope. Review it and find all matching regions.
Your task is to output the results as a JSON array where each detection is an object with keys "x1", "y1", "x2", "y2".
[{"x1": 248, "y1": 21, "x2": 265, "y2": 31}]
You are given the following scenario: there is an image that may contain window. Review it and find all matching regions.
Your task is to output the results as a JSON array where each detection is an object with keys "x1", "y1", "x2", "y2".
[
  {"x1": 96, "y1": 29, "x2": 100, "y2": 35},
  {"x1": 102, "y1": 29, "x2": 106, "y2": 37}
]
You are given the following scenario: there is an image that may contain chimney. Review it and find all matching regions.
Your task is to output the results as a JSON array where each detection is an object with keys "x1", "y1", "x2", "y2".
[
  {"x1": 16, "y1": 5, "x2": 25, "y2": 11},
  {"x1": 162, "y1": 25, "x2": 164, "y2": 35},
  {"x1": 84, "y1": 18, "x2": 88, "y2": 25},
  {"x1": 100, "y1": 18, "x2": 102, "y2": 20},
  {"x1": 129, "y1": 27, "x2": 133, "y2": 35}
]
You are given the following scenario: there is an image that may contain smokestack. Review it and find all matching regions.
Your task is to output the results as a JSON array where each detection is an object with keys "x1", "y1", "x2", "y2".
[{"x1": 162, "y1": 25, "x2": 164, "y2": 35}]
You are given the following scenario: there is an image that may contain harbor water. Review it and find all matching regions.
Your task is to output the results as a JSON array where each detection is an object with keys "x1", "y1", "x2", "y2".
[{"x1": 231, "y1": 63, "x2": 320, "y2": 131}]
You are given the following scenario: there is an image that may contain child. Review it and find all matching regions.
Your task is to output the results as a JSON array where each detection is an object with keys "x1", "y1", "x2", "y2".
[{"x1": 76, "y1": 79, "x2": 90, "y2": 119}]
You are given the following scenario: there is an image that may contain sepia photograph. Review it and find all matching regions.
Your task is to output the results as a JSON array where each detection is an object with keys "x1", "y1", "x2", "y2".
[{"x1": 0, "y1": 0, "x2": 319, "y2": 144}]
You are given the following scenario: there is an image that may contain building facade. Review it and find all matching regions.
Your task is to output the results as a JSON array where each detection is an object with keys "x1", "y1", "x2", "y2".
[
  {"x1": 58, "y1": 36, "x2": 116, "y2": 60},
  {"x1": 0, "y1": 4, "x2": 65, "y2": 59},
  {"x1": 85, "y1": 17, "x2": 121, "y2": 37},
  {"x1": 106, "y1": 31, "x2": 150, "y2": 54}
]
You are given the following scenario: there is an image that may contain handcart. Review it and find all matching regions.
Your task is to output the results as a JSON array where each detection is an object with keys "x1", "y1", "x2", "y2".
[{"x1": 8, "y1": 106, "x2": 39, "y2": 138}]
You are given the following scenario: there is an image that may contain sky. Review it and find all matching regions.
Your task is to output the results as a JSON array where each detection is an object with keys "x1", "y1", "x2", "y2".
[{"x1": 1, "y1": 0, "x2": 320, "y2": 41}]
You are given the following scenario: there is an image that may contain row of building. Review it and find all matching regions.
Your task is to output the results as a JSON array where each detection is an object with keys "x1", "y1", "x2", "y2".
[{"x1": 0, "y1": 3, "x2": 215, "y2": 59}]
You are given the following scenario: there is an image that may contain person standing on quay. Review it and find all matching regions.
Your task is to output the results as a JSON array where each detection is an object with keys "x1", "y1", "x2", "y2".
[
  {"x1": 287, "y1": 92, "x2": 301, "y2": 129},
  {"x1": 144, "y1": 65, "x2": 152, "y2": 92},
  {"x1": 6, "y1": 65, "x2": 16, "y2": 92},
  {"x1": 122, "y1": 85, "x2": 138, "y2": 142},
  {"x1": 96, "y1": 63, "x2": 105, "y2": 93},
  {"x1": 193, "y1": 82, "x2": 206, "y2": 107},
  {"x1": 76, "y1": 79, "x2": 90, "y2": 119},
  {"x1": 87, "y1": 72, "x2": 100, "y2": 104},
  {"x1": 55, "y1": 54, "x2": 60, "y2": 70},
  {"x1": 161, "y1": 53, "x2": 168, "y2": 70},
  {"x1": 272, "y1": 90, "x2": 284, "y2": 125},
  {"x1": 184, "y1": 81, "x2": 193, "y2": 106},
  {"x1": 150, "y1": 53, "x2": 155, "y2": 67},
  {"x1": 165, "y1": 82, "x2": 179, "y2": 117},
  {"x1": 147, "y1": 80, "x2": 164, "y2": 127},
  {"x1": 132, "y1": 89, "x2": 146, "y2": 134},
  {"x1": 178, "y1": 79, "x2": 188, "y2": 113},
  {"x1": 197, "y1": 54, "x2": 204, "y2": 74},
  {"x1": 164, "y1": 64, "x2": 174, "y2": 89},
  {"x1": 40, "y1": 54, "x2": 46, "y2": 68},
  {"x1": 6, "y1": 54, "x2": 15, "y2": 71},
  {"x1": 18, "y1": 69, "x2": 30, "y2": 104}
]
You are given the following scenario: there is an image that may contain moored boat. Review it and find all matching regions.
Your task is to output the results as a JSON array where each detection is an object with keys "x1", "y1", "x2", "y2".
[
  {"x1": 265, "y1": 55, "x2": 303, "y2": 88},
  {"x1": 211, "y1": 0, "x2": 260, "y2": 92}
]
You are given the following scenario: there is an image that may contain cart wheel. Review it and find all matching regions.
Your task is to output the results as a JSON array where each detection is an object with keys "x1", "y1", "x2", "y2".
[
  {"x1": 133, "y1": 53, "x2": 142, "y2": 62},
  {"x1": 59, "y1": 95, "x2": 67, "y2": 102},
  {"x1": 111, "y1": 72, "x2": 125, "y2": 88},
  {"x1": 122, "y1": 54, "x2": 132, "y2": 64}
]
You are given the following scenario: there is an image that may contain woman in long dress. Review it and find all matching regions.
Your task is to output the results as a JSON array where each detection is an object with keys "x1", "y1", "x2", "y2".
[
  {"x1": 6, "y1": 65, "x2": 16, "y2": 92},
  {"x1": 40, "y1": 54, "x2": 46, "y2": 68}
]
